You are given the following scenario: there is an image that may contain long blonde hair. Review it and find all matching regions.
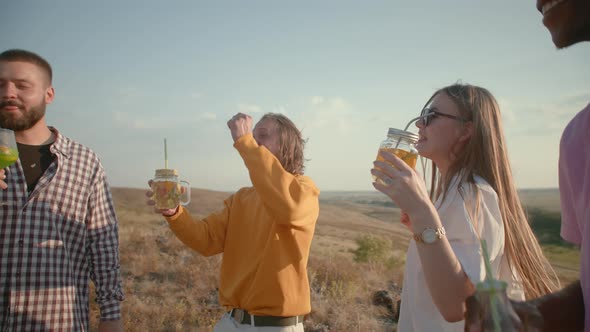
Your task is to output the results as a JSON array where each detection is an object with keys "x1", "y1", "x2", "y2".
[{"x1": 424, "y1": 83, "x2": 560, "y2": 299}]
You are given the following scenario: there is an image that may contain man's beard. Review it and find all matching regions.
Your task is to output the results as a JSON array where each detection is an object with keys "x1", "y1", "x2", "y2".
[{"x1": 0, "y1": 100, "x2": 46, "y2": 131}]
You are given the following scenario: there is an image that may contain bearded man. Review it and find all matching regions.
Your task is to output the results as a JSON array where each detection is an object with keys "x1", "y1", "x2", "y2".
[{"x1": 0, "y1": 49, "x2": 124, "y2": 332}]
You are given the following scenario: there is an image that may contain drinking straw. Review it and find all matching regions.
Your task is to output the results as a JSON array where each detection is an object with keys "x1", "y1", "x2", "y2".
[
  {"x1": 392, "y1": 115, "x2": 423, "y2": 150},
  {"x1": 403, "y1": 115, "x2": 423, "y2": 132},
  {"x1": 481, "y1": 240, "x2": 494, "y2": 282},
  {"x1": 164, "y1": 138, "x2": 168, "y2": 169},
  {"x1": 481, "y1": 239, "x2": 501, "y2": 332}
]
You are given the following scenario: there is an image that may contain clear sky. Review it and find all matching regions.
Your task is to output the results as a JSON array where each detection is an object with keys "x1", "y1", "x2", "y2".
[{"x1": 2, "y1": 1, "x2": 589, "y2": 191}]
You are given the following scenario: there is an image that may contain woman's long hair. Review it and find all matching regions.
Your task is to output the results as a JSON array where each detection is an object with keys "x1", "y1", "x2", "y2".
[{"x1": 424, "y1": 83, "x2": 560, "y2": 299}]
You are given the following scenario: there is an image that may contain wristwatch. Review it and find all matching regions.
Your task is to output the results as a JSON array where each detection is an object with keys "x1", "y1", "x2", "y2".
[{"x1": 414, "y1": 226, "x2": 446, "y2": 244}]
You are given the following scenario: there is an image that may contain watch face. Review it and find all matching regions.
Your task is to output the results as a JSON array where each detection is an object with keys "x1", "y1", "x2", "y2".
[{"x1": 422, "y1": 229, "x2": 437, "y2": 244}]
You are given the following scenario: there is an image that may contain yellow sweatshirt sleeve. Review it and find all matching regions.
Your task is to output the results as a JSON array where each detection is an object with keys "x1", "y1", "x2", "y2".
[
  {"x1": 234, "y1": 134, "x2": 320, "y2": 227},
  {"x1": 165, "y1": 195, "x2": 234, "y2": 256}
]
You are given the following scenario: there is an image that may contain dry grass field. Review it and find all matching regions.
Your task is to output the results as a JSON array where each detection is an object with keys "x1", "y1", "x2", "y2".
[{"x1": 87, "y1": 187, "x2": 579, "y2": 331}]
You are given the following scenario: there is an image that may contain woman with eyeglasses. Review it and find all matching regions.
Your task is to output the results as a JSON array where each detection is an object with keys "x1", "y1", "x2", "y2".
[{"x1": 371, "y1": 83, "x2": 559, "y2": 331}]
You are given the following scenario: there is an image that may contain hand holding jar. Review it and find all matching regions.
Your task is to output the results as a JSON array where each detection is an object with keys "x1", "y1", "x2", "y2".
[{"x1": 371, "y1": 147, "x2": 433, "y2": 229}]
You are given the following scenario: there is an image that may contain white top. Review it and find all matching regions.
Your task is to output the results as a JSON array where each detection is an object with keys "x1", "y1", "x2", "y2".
[{"x1": 397, "y1": 174, "x2": 524, "y2": 332}]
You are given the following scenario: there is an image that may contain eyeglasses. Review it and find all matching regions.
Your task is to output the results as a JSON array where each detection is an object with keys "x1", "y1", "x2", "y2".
[{"x1": 418, "y1": 107, "x2": 466, "y2": 127}]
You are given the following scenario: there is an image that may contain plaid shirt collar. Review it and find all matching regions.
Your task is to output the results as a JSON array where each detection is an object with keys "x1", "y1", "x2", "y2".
[{"x1": 48, "y1": 127, "x2": 70, "y2": 159}]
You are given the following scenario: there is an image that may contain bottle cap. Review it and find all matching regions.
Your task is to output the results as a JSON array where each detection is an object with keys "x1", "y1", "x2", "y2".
[
  {"x1": 155, "y1": 168, "x2": 178, "y2": 177},
  {"x1": 387, "y1": 128, "x2": 419, "y2": 142}
]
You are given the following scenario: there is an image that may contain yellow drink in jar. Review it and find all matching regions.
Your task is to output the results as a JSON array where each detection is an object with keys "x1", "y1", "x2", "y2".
[
  {"x1": 373, "y1": 148, "x2": 418, "y2": 183},
  {"x1": 151, "y1": 180, "x2": 182, "y2": 210},
  {"x1": 372, "y1": 128, "x2": 419, "y2": 185},
  {"x1": 377, "y1": 148, "x2": 418, "y2": 168},
  {"x1": 151, "y1": 168, "x2": 191, "y2": 210}
]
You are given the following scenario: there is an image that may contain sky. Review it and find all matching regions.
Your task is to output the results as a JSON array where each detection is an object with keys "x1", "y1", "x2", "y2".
[{"x1": 2, "y1": 1, "x2": 589, "y2": 192}]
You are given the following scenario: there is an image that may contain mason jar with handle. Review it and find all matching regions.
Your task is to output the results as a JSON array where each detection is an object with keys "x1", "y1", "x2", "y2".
[{"x1": 151, "y1": 169, "x2": 191, "y2": 210}]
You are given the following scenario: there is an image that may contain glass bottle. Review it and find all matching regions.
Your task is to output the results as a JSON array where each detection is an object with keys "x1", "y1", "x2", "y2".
[{"x1": 151, "y1": 168, "x2": 191, "y2": 210}]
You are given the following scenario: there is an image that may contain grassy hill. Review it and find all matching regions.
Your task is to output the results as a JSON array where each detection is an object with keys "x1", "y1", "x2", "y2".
[
  {"x1": 519, "y1": 188, "x2": 579, "y2": 282},
  {"x1": 90, "y1": 187, "x2": 579, "y2": 331}
]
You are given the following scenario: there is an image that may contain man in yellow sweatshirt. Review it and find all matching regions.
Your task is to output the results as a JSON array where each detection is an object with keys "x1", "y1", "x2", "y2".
[{"x1": 149, "y1": 112, "x2": 319, "y2": 331}]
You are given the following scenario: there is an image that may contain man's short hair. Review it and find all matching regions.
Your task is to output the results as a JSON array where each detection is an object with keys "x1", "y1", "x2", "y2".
[{"x1": 0, "y1": 49, "x2": 53, "y2": 83}]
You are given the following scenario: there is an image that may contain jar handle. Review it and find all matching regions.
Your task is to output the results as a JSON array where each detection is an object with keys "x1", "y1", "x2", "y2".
[{"x1": 179, "y1": 180, "x2": 191, "y2": 205}]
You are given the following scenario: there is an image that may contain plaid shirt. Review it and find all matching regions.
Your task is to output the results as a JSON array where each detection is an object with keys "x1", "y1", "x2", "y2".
[{"x1": 0, "y1": 128, "x2": 124, "y2": 331}]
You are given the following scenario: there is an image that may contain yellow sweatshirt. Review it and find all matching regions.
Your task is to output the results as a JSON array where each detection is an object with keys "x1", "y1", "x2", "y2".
[{"x1": 165, "y1": 133, "x2": 320, "y2": 316}]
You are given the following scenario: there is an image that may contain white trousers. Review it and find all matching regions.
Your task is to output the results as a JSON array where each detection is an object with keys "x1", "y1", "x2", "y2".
[{"x1": 213, "y1": 312, "x2": 305, "y2": 332}]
